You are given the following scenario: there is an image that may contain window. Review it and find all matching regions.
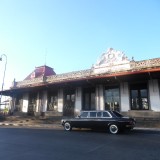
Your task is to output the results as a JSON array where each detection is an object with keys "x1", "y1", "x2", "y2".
[
  {"x1": 105, "y1": 87, "x2": 120, "y2": 111},
  {"x1": 102, "y1": 112, "x2": 110, "y2": 118},
  {"x1": 83, "y1": 88, "x2": 95, "y2": 110},
  {"x1": 80, "y1": 112, "x2": 88, "y2": 118},
  {"x1": 66, "y1": 95, "x2": 70, "y2": 101},
  {"x1": 71, "y1": 94, "x2": 75, "y2": 102},
  {"x1": 112, "y1": 111, "x2": 123, "y2": 118},
  {"x1": 90, "y1": 112, "x2": 96, "y2": 118},
  {"x1": 130, "y1": 83, "x2": 149, "y2": 110},
  {"x1": 63, "y1": 90, "x2": 75, "y2": 117},
  {"x1": 97, "y1": 112, "x2": 102, "y2": 118}
]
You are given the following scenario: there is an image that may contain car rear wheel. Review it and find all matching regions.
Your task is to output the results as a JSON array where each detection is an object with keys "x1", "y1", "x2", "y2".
[
  {"x1": 109, "y1": 124, "x2": 119, "y2": 134},
  {"x1": 64, "y1": 122, "x2": 72, "y2": 131}
]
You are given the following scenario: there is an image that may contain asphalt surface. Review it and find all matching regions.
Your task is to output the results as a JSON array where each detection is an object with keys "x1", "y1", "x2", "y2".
[{"x1": 0, "y1": 127, "x2": 160, "y2": 160}]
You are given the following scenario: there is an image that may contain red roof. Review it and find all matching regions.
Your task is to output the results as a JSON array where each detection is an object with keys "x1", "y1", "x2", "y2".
[{"x1": 24, "y1": 65, "x2": 56, "y2": 80}]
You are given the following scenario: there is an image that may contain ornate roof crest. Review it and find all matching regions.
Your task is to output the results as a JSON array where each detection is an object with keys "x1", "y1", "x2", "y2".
[
  {"x1": 93, "y1": 48, "x2": 131, "y2": 73},
  {"x1": 94, "y1": 48, "x2": 130, "y2": 67}
]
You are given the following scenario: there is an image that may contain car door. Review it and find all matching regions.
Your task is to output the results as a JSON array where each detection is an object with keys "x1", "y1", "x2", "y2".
[
  {"x1": 73, "y1": 112, "x2": 90, "y2": 128},
  {"x1": 88, "y1": 111, "x2": 98, "y2": 128},
  {"x1": 87, "y1": 111, "x2": 104, "y2": 129},
  {"x1": 96, "y1": 111, "x2": 112, "y2": 128}
]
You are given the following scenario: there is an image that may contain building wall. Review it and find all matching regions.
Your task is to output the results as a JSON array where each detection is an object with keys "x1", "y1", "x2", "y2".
[{"x1": 18, "y1": 78, "x2": 160, "y2": 118}]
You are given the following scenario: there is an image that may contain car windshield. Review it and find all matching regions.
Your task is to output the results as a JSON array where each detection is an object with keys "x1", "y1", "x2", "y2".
[{"x1": 112, "y1": 111, "x2": 123, "y2": 118}]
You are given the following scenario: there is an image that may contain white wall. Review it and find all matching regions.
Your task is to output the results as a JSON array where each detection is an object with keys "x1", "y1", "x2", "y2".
[
  {"x1": 120, "y1": 82, "x2": 130, "y2": 112},
  {"x1": 22, "y1": 93, "x2": 29, "y2": 112},
  {"x1": 149, "y1": 79, "x2": 160, "y2": 111},
  {"x1": 75, "y1": 87, "x2": 82, "y2": 113},
  {"x1": 58, "y1": 88, "x2": 63, "y2": 112}
]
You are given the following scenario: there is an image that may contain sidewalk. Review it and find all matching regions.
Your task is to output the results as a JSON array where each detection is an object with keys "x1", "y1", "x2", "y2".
[
  {"x1": 0, "y1": 115, "x2": 62, "y2": 129},
  {"x1": 0, "y1": 115, "x2": 160, "y2": 132}
]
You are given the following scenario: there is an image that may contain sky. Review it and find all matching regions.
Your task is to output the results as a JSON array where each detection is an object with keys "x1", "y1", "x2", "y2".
[{"x1": 0, "y1": 0, "x2": 160, "y2": 90}]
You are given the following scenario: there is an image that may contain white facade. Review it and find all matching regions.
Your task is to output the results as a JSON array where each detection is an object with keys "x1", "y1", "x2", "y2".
[{"x1": 7, "y1": 48, "x2": 160, "y2": 118}]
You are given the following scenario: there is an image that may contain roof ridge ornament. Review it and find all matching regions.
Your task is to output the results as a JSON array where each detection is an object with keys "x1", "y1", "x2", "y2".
[
  {"x1": 93, "y1": 48, "x2": 131, "y2": 73},
  {"x1": 95, "y1": 48, "x2": 130, "y2": 67}
]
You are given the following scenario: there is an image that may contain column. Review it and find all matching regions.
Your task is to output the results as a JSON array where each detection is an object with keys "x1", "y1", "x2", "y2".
[
  {"x1": 149, "y1": 79, "x2": 160, "y2": 111},
  {"x1": 75, "y1": 87, "x2": 82, "y2": 114},
  {"x1": 22, "y1": 93, "x2": 29, "y2": 113},
  {"x1": 120, "y1": 82, "x2": 130, "y2": 111},
  {"x1": 58, "y1": 88, "x2": 63, "y2": 112},
  {"x1": 36, "y1": 92, "x2": 40, "y2": 112},
  {"x1": 95, "y1": 85, "x2": 104, "y2": 110},
  {"x1": 10, "y1": 96, "x2": 16, "y2": 114},
  {"x1": 41, "y1": 91, "x2": 48, "y2": 113}
]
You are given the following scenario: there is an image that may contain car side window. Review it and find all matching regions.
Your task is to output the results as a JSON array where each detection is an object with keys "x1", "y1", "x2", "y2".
[
  {"x1": 90, "y1": 112, "x2": 96, "y2": 118},
  {"x1": 102, "y1": 112, "x2": 110, "y2": 118},
  {"x1": 97, "y1": 112, "x2": 102, "y2": 118},
  {"x1": 80, "y1": 112, "x2": 88, "y2": 118}
]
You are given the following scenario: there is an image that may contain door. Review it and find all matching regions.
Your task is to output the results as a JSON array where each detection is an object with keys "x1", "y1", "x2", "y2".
[
  {"x1": 105, "y1": 87, "x2": 120, "y2": 111},
  {"x1": 130, "y1": 83, "x2": 149, "y2": 110},
  {"x1": 83, "y1": 88, "x2": 95, "y2": 110},
  {"x1": 63, "y1": 89, "x2": 75, "y2": 116},
  {"x1": 47, "y1": 90, "x2": 58, "y2": 111},
  {"x1": 28, "y1": 92, "x2": 37, "y2": 115}
]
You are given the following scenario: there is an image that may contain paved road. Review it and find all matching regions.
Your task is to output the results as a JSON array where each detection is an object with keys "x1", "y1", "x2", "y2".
[{"x1": 0, "y1": 128, "x2": 160, "y2": 160}]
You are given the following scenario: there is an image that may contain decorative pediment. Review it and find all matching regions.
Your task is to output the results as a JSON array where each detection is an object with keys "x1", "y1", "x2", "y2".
[
  {"x1": 93, "y1": 48, "x2": 131, "y2": 73},
  {"x1": 94, "y1": 48, "x2": 130, "y2": 67}
]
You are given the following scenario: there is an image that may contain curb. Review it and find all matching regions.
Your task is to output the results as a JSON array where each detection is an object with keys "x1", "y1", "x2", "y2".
[
  {"x1": 1, "y1": 123, "x2": 160, "y2": 132},
  {"x1": 134, "y1": 127, "x2": 160, "y2": 132}
]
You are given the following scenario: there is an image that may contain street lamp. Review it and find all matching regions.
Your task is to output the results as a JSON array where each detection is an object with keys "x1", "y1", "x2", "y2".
[{"x1": 0, "y1": 54, "x2": 7, "y2": 109}]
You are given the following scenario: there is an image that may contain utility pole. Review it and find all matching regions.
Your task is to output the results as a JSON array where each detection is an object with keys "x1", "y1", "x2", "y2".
[{"x1": 0, "y1": 54, "x2": 7, "y2": 110}]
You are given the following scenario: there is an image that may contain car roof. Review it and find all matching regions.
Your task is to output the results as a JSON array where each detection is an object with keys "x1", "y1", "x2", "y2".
[{"x1": 80, "y1": 110, "x2": 110, "y2": 112}]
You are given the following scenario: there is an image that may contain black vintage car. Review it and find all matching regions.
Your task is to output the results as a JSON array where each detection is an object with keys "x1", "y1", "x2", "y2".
[{"x1": 61, "y1": 110, "x2": 136, "y2": 134}]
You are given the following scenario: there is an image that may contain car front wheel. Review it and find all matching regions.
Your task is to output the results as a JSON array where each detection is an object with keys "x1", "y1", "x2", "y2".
[
  {"x1": 109, "y1": 124, "x2": 119, "y2": 134},
  {"x1": 64, "y1": 122, "x2": 72, "y2": 131}
]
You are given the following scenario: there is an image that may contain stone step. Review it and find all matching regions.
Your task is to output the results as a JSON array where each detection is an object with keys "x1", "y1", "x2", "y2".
[
  {"x1": 45, "y1": 111, "x2": 62, "y2": 117},
  {"x1": 135, "y1": 118, "x2": 160, "y2": 128}
]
